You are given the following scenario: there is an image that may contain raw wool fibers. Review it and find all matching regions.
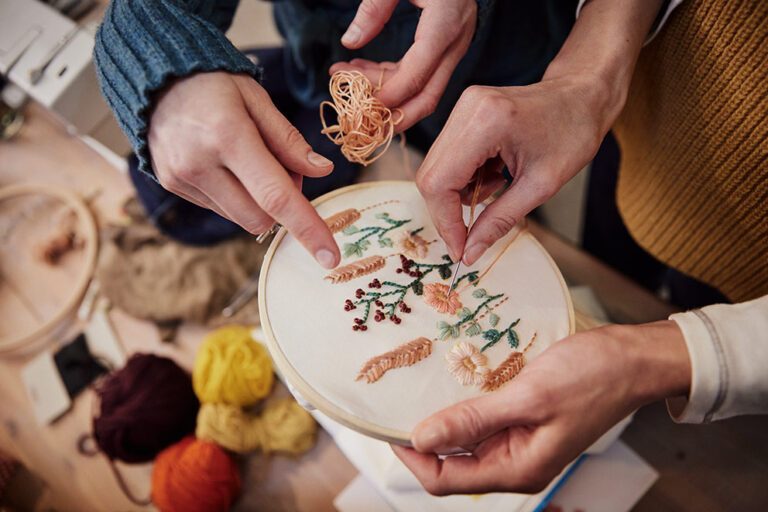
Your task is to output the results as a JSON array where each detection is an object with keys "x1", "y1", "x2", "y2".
[
  {"x1": 96, "y1": 201, "x2": 267, "y2": 337},
  {"x1": 151, "y1": 436, "x2": 240, "y2": 512},
  {"x1": 193, "y1": 326, "x2": 274, "y2": 406},
  {"x1": 93, "y1": 353, "x2": 199, "y2": 463},
  {"x1": 196, "y1": 398, "x2": 317, "y2": 455}
]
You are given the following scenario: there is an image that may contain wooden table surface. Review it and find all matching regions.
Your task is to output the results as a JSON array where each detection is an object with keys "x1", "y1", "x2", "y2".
[{"x1": 1, "y1": 105, "x2": 766, "y2": 511}]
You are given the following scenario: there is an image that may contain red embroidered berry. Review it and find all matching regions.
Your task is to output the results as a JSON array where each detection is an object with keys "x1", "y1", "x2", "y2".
[
  {"x1": 344, "y1": 305, "x2": 350, "y2": 311},
  {"x1": 394, "y1": 317, "x2": 402, "y2": 324},
  {"x1": 353, "y1": 325, "x2": 359, "y2": 331},
  {"x1": 360, "y1": 325, "x2": 368, "y2": 331},
  {"x1": 354, "y1": 318, "x2": 363, "y2": 325},
  {"x1": 396, "y1": 268, "x2": 403, "y2": 273}
]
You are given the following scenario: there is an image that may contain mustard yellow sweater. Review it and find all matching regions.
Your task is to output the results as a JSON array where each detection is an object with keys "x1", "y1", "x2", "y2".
[{"x1": 614, "y1": 0, "x2": 767, "y2": 303}]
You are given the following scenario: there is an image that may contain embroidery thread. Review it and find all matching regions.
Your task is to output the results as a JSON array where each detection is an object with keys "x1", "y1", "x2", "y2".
[
  {"x1": 326, "y1": 255, "x2": 386, "y2": 284},
  {"x1": 342, "y1": 212, "x2": 412, "y2": 258},
  {"x1": 482, "y1": 333, "x2": 537, "y2": 392},
  {"x1": 446, "y1": 341, "x2": 490, "y2": 386},
  {"x1": 346, "y1": 255, "x2": 478, "y2": 331},
  {"x1": 356, "y1": 337, "x2": 433, "y2": 383},
  {"x1": 325, "y1": 208, "x2": 361, "y2": 234}
]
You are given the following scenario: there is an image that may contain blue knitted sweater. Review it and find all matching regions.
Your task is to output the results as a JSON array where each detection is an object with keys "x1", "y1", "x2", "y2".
[{"x1": 94, "y1": 0, "x2": 575, "y2": 177}]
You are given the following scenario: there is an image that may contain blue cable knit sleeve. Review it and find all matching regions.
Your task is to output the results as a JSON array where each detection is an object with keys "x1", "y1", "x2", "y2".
[{"x1": 93, "y1": 0, "x2": 262, "y2": 177}]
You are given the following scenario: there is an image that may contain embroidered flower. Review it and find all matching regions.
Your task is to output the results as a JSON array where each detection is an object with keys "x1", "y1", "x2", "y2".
[
  {"x1": 423, "y1": 283, "x2": 462, "y2": 314},
  {"x1": 446, "y1": 342, "x2": 489, "y2": 386},
  {"x1": 397, "y1": 231, "x2": 429, "y2": 259}
]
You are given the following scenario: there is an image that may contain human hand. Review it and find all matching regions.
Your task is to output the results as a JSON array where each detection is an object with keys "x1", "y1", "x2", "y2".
[
  {"x1": 416, "y1": 74, "x2": 619, "y2": 264},
  {"x1": 392, "y1": 321, "x2": 691, "y2": 495},
  {"x1": 330, "y1": 0, "x2": 477, "y2": 131},
  {"x1": 148, "y1": 72, "x2": 340, "y2": 268}
]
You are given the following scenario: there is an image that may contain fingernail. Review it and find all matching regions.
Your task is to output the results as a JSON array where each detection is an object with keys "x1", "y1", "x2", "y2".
[
  {"x1": 463, "y1": 243, "x2": 488, "y2": 266},
  {"x1": 413, "y1": 423, "x2": 448, "y2": 452},
  {"x1": 308, "y1": 151, "x2": 332, "y2": 167},
  {"x1": 315, "y1": 248, "x2": 337, "y2": 269},
  {"x1": 341, "y1": 24, "x2": 361, "y2": 46}
]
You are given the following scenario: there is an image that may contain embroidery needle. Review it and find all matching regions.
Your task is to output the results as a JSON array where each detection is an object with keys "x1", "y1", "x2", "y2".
[{"x1": 448, "y1": 169, "x2": 485, "y2": 292}]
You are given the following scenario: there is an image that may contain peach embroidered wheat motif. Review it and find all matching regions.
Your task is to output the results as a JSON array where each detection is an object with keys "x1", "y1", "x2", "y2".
[
  {"x1": 482, "y1": 333, "x2": 537, "y2": 392},
  {"x1": 325, "y1": 255, "x2": 386, "y2": 284},
  {"x1": 325, "y1": 208, "x2": 361, "y2": 233},
  {"x1": 356, "y1": 337, "x2": 433, "y2": 383}
]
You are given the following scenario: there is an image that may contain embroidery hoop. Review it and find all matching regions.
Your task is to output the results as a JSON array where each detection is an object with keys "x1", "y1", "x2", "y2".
[
  {"x1": 259, "y1": 181, "x2": 574, "y2": 444},
  {"x1": 0, "y1": 184, "x2": 98, "y2": 355}
]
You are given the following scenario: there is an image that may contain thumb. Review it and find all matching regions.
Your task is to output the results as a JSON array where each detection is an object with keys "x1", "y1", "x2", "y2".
[
  {"x1": 236, "y1": 77, "x2": 335, "y2": 178},
  {"x1": 341, "y1": 0, "x2": 399, "y2": 49},
  {"x1": 412, "y1": 388, "x2": 538, "y2": 453},
  {"x1": 463, "y1": 173, "x2": 554, "y2": 266}
]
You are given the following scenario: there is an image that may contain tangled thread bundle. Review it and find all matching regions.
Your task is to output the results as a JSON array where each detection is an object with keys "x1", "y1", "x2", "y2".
[
  {"x1": 93, "y1": 354, "x2": 199, "y2": 463},
  {"x1": 320, "y1": 70, "x2": 402, "y2": 165},
  {"x1": 196, "y1": 399, "x2": 317, "y2": 455},
  {"x1": 193, "y1": 326, "x2": 274, "y2": 406},
  {"x1": 152, "y1": 436, "x2": 240, "y2": 512}
]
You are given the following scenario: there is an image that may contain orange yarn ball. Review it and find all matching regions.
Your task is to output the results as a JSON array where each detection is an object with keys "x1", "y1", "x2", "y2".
[{"x1": 152, "y1": 436, "x2": 241, "y2": 512}]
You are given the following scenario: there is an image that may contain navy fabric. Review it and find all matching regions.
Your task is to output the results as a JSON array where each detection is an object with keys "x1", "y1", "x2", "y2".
[{"x1": 94, "y1": 0, "x2": 578, "y2": 177}]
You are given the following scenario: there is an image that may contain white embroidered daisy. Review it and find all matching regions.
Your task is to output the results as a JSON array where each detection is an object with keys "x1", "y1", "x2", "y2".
[{"x1": 446, "y1": 341, "x2": 490, "y2": 386}]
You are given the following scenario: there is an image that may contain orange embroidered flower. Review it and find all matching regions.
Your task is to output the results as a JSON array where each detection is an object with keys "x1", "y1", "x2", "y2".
[
  {"x1": 446, "y1": 342, "x2": 489, "y2": 386},
  {"x1": 397, "y1": 231, "x2": 429, "y2": 259},
  {"x1": 423, "y1": 283, "x2": 462, "y2": 314}
]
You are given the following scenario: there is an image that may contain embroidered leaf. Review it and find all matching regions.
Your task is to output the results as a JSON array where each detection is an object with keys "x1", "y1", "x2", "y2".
[
  {"x1": 412, "y1": 281, "x2": 424, "y2": 295},
  {"x1": 468, "y1": 272, "x2": 479, "y2": 283},
  {"x1": 457, "y1": 307, "x2": 473, "y2": 320},
  {"x1": 437, "y1": 321, "x2": 450, "y2": 329},
  {"x1": 378, "y1": 237, "x2": 394, "y2": 248},
  {"x1": 465, "y1": 322, "x2": 482, "y2": 337},
  {"x1": 480, "y1": 329, "x2": 502, "y2": 351},
  {"x1": 482, "y1": 352, "x2": 526, "y2": 392},
  {"x1": 359, "y1": 239, "x2": 371, "y2": 250},
  {"x1": 451, "y1": 326, "x2": 461, "y2": 338},
  {"x1": 342, "y1": 225, "x2": 360, "y2": 235},
  {"x1": 343, "y1": 243, "x2": 362, "y2": 258},
  {"x1": 472, "y1": 288, "x2": 487, "y2": 299},
  {"x1": 489, "y1": 313, "x2": 500, "y2": 327},
  {"x1": 510, "y1": 318, "x2": 520, "y2": 328},
  {"x1": 410, "y1": 227, "x2": 424, "y2": 236},
  {"x1": 325, "y1": 208, "x2": 361, "y2": 233},
  {"x1": 374, "y1": 212, "x2": 390, "y2": 220},
  {"x1": 442, "y1": 254, "x2": 453, "y2": 262},
  {"x1": 507, "y1": 328, "x2": 520, "y2": 349},
  {"x1": 356, "y1": 337, "x2": 433, "y2": 383},
  {"x1": 439, "y1": 327, "x2": 453, "y2": 340},
  {"x1": 325, "y1": 255, "x2": 386, "y2": 284},
  {"x1": 438, "y1": 264, "x2": 452, "y2": 280}
]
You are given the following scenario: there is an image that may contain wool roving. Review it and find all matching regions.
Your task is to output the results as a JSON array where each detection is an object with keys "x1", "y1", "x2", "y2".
[
  {"x1": 195, "y1": 398, "x2": 317, "y2": 455},
  {"x1": 151, "y1": 436, "x2": 240, "y2": 512},
  {"x1": 93, "y1": 353, "x2": 199, "y2": 463},
  {"x1": 193, "y1": 326, "x2": 274, "y2": 406}
]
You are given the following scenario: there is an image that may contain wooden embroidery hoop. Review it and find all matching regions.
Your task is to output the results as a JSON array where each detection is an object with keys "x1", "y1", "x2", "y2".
[
  {"x1": 259, "y1": 181, "x2": 575, "y2": 444},
  {"x1": 0, "y1": 184, "x2": 98, "y2": 355}
]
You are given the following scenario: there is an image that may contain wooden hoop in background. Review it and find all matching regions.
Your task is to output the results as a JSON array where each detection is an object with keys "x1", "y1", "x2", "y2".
[{"x1": 0, "y1": 184, "x2": 98, "y2": 355}]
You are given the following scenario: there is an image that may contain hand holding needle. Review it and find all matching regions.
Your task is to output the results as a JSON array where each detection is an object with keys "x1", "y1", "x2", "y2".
[{"x1": 447, "y1": 168, "x2": 486, "y2": 292}]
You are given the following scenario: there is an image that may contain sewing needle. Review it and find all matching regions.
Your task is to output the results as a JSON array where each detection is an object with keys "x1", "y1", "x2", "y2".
[{"x1": 448, "y1": 169, "x2": 485, "y2": 292}]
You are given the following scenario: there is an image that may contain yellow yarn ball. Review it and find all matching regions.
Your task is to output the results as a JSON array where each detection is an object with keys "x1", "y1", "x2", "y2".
[
  {"x1": 193, "y1": 325, "x2": 274, "y2": 406},
  {"x1": 196, "y1": 403, "x2": 262, "y2": 453},
  {"x1": 259, "y1": 398, "x2": 317, "y2": 456},
  {"x1": 195, "y1": 399, "x2": 317, "y2": 456}
]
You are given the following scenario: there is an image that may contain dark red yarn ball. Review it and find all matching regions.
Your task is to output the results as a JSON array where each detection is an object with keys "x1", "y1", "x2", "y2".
[{"x1": 93, "y1": 353, "x2": 199, "y2": 463}]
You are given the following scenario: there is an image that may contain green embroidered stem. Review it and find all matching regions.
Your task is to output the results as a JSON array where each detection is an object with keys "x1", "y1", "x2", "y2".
[
  {"x1": 480, "y1": 319, "x2": 522, "y2": 352},
  {"x1": 345, "y1": 254, "x2": 466, "y2": 331},
  {"x1": 342, "y1": 212, "x2": 412, "y2": 258}
]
